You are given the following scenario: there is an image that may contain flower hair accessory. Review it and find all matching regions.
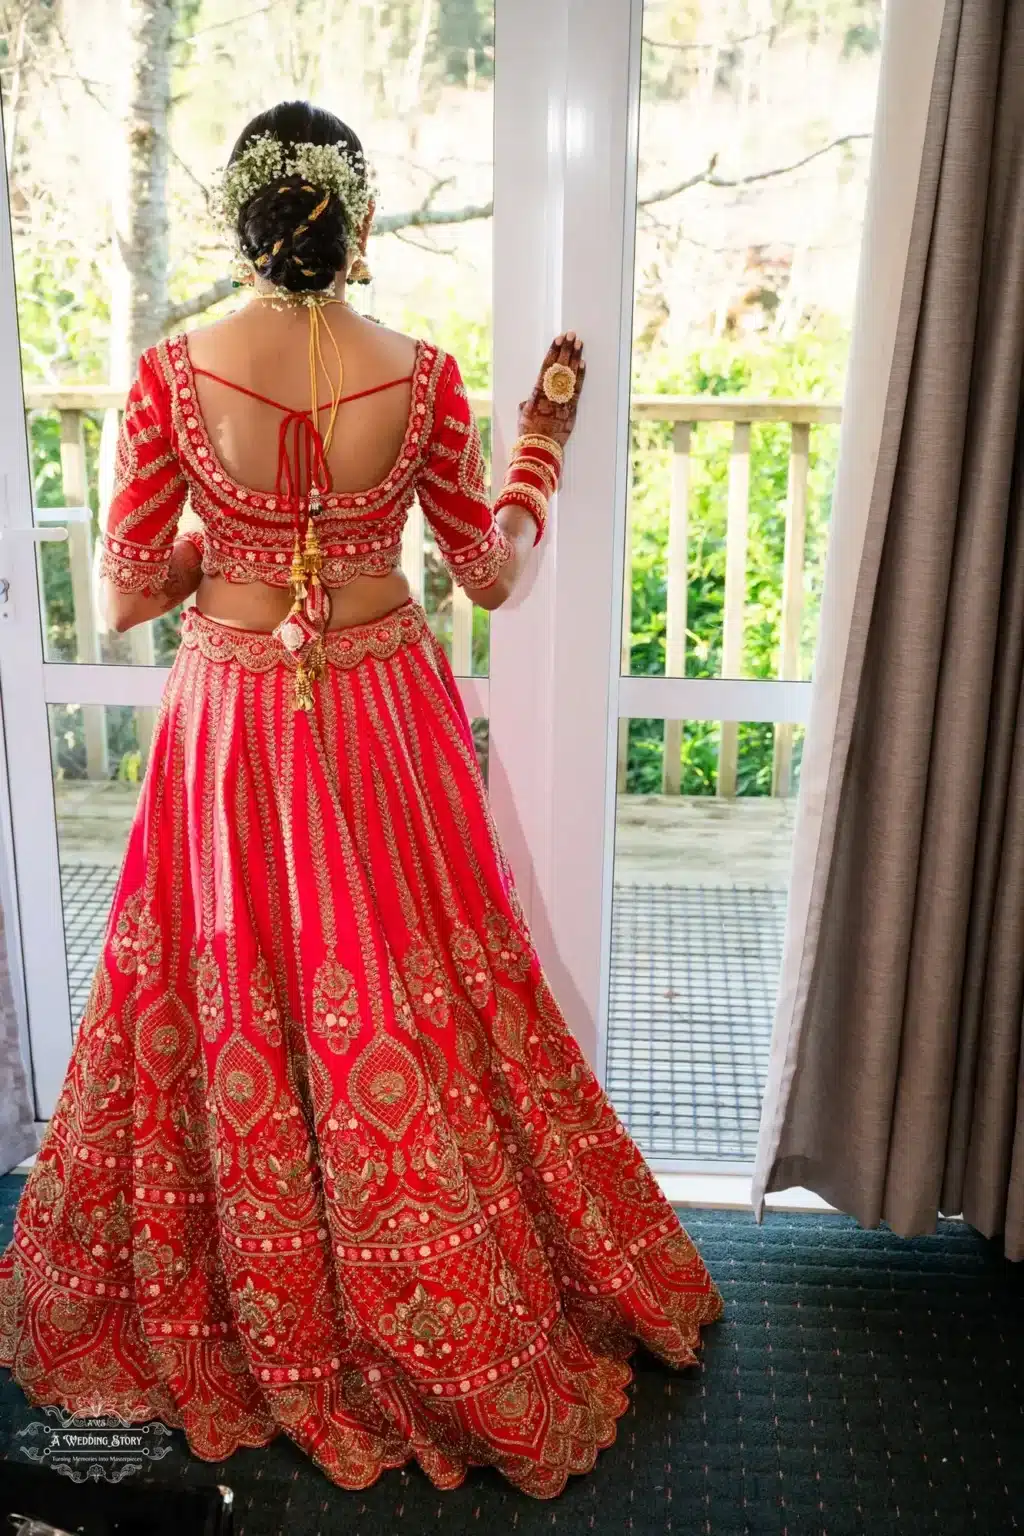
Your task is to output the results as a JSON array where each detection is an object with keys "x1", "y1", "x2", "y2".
[{"x1": 211, "y1": 131, "x2": 376, "y2": 262}]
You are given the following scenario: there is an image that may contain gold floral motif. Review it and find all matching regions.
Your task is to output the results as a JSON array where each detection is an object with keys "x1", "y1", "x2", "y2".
[
  {"x1": 249, "y1": 956, "x2": 284, "y2": 1046},
  {"x1": 110, "y1": 892, "x2": 162, "y2": 986},
  {"x1": 388, "y1": 954, "x2": 416, "y2": 1035},
  {"x1": 80, "y1": 960, "x2": 113, "y2": 1034},
  {"x1": 453, "y1": 999, "x2": 491, "y2": 1081},
  {"x1": 408, "y1": 1111, "x2": 468, "y2": 1199},
  {"x1": 492, "y1": 986, "x2": 529, "y2": 1066},
  {"x1": 491, "y1": 1374, "x2": 532, "y2": 1422},
  {"x1": 320, "y1": 1115, "x2": 389, "y2": 1212},
  {"x1": 450, "y1": 925, "x2": 493, "y2": 1009},
  {"x1": 69, "y1": 1188, "x2": 133, "y2": 1258},
  {"x1": 310, "y1": 956, "x2": 361, "y2": 1055},
  {"x1": 483, "y1": 910, "x2": 531, "y2": 983},
  {"x1": 132, "y1": 1223, "x2": 188, "y2": 1288},
  {"x1": 192, "y1": 945, "x2": 226, "y2": 1041},
  {"x1": 402, "y1": 934, "x2": 451, "y2": 1029},
  {"x1": 378, "y1": 1283, "x2": 477, "y2": 1353},
  {"x1": 234, "y1": 1275, "x2": 299, "y2": 1341},
  {"x1": 47, "y1": 1296, "x2": 92, "y2": 1336},
  {"x1": 25, "y1": 1161, "x2": 63, "y2": 1215}
]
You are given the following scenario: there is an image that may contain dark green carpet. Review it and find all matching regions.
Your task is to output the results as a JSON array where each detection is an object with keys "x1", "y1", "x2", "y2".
[{"x1": 1, "y1": 1173, "x2": 1022, "y2": 1535}]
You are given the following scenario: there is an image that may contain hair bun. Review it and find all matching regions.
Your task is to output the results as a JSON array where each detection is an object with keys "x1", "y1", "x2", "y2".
[{"x1": 239, "y1": 174, "x2": 349, "y2": 293}]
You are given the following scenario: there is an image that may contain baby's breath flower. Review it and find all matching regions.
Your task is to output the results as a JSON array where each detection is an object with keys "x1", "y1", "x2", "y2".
[{"x1": 210, "y1": 132, "x2": 376, "y2": 243}]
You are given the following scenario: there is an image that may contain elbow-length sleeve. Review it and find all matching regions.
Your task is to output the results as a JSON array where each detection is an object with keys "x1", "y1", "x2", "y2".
[
  {"x1": 99, "y1": 347, "x2": 187, "y2": 594},
  {"x1": 415, "y1": 352, "x2": 514, "y2": 590}
]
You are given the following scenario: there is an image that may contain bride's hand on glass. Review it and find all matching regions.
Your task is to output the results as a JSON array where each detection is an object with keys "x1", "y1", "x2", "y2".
[{"x1": 517, "y1": 333, "x2": 585, "y2": 449}]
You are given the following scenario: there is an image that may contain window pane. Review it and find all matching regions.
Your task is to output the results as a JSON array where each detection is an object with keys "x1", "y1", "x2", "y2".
[
  {"x1": 610, "y1": 716, "x2": 803, "y2": 1163},
  {"x1": 5, "y1": 3, "x2": 494, "y2": 672},
  {"x1": 624, "y1": 1, "x2": 884, "y2": 682},
  {"x1": 51, "y1": 703, "x2": 149, "y2": 1028}
]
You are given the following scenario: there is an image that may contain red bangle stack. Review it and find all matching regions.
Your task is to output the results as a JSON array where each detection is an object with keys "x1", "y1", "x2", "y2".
[{"x1": 494, "y1": 434, "x2": 564, "y2": 545}]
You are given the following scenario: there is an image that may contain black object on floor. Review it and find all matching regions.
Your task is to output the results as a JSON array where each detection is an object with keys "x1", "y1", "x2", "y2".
[
  {"x1": 2, "y1": 1174, "x2": 1023, "y2": 1535},
  {"x1": 0, "y1": 1460, "x2": 232, "y2": 1535}
]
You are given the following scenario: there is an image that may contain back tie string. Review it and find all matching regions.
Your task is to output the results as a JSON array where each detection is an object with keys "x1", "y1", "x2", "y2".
[{"x1": 271, "y1": 297, "x2": 346, "y2": 711}]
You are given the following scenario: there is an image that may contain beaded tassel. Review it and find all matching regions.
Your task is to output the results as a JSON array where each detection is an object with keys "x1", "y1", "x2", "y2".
[{"x1": 269, "y1": 302, "x2": 344, "y2": 711}]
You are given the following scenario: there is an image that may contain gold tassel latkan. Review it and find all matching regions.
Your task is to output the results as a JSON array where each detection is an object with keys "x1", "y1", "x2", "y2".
[
  {"x1": 289, "y1": 534, "x2": 307, "y2": 603},
  {"x1": 294, "y1": 662, "x2": 314, "y2": 712}
]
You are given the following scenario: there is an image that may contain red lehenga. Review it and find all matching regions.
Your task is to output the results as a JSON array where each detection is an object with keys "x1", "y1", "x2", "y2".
[{"x1": 0, "y1": 331, "x2": 722, "y2": 1499}]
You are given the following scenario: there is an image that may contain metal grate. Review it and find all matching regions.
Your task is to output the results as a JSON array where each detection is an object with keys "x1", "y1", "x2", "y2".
[
  {"x1": 606, "y1": 883, "x2": 786, "y2": 1162},
  {"x1": 60, "y1": 863, "x2": 118, "y2": 1024}
]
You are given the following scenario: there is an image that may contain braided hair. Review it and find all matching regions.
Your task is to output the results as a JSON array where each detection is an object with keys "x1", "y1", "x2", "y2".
[{"x1": 229, "y1": 102, "x2": 368, "y2": 294}]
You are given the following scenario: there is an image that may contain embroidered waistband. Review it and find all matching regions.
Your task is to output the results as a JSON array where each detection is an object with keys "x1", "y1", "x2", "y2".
[{"x1": 179, "y1": 601, "x2": 429, "y2": 673}]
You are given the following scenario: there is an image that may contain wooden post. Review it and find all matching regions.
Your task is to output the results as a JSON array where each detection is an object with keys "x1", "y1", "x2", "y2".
[
  {"x1": 451, "y1": 584, "x2": 473, "y2": 675},
  {"x1": 662, "y1": 422, "x2": 692, "y2": 794},
  {"x1": 59, "y1": 410, "x2": 108, "y2": 780},
  {"x1": 617, "y1": 474, "x2": 634, "y2": 792},
  {"x1": 717, "y1": 420, "x2": 751, "y2": 798},
  {"x1": 402, "y1": 501, "x2": 426, "y2": 602},
  {"x1": 772, "y1": 422, "x2": 810, "y2": 797},
  {"x1": 94, "y1": 406, "x2": 120, "y2": 650}
]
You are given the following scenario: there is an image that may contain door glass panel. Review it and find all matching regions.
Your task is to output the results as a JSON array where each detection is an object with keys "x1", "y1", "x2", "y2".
[
  {"x1": 51, "y1": 704, "x2": 150, "y2": 1028},
  {"x1": 5, "y1": 4, "x2": 494, "y2": 674},
  {"x1": 610, "y1": 716, "x2": 803, "y2": 1163},
  {"x1": 624, "y1": 1, "x2": 883, "y2": 685},
  {"x1": 612, "y1": 0, "x2": 884, "y2": 1163}
]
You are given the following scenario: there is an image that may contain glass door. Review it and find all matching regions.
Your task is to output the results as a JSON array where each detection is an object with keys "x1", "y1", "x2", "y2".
[
  {"x1": 0, "y1": 0, "x2": 887, "y2": 1168},
  {"x1": 0, "y1": 2, "x2": 496, "y2": 1120},
  {"x1": 606, "y1": 0, "x2": 885, "y2": 1171}
]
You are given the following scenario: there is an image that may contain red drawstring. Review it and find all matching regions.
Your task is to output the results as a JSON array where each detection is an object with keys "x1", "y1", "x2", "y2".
[{"x1": 274, "y1": 410, "x2": 331, "y2": 534}]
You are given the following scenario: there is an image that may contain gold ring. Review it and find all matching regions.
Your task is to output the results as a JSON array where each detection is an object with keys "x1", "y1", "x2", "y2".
[{"x1": 542, "y1": 363, "x2": 576, "y2": 404}]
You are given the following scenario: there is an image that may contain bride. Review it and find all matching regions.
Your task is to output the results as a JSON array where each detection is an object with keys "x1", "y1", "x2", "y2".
[{"x1": 0, "y1": 99, "x2": 721, "y2": 1499}]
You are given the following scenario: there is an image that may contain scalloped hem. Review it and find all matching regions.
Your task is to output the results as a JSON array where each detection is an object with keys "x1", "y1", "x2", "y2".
[{"x1": 1, "y1": 1290, "x2": 722, "y2": 1502}]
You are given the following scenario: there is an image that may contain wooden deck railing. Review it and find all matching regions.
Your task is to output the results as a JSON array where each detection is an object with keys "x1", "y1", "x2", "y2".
[
  {"x1": 25, "y1": 387, "x2": 840, "y2": 795},
  {"x1": 626, "y1": 396, "x2": 842, "y2": 797}
]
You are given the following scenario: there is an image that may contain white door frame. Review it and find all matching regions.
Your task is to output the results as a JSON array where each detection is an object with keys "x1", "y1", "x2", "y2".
[
  {"x1": 0, "y1": 121, "x2": 74, "y2": 1119},
  {"x1": 488, "y1": 0, "x2": 646, "y2": 1080},
  {"x1": 489, "y1": 0, "x2": 818, "y2": 1190},
  {"x1": 4, "y1": 3, "x2": 817, "y2": 1172}
]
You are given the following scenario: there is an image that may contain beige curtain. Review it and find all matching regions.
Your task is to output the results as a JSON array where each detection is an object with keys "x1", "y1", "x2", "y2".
[{"x1": 753, "y1": 0, "x2": 1024, "y2": 1260}]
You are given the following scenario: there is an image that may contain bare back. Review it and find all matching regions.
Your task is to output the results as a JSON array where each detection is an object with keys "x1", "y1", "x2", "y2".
[{"x1": 186, "y1": 301, "x2": 418, "y2": 630}]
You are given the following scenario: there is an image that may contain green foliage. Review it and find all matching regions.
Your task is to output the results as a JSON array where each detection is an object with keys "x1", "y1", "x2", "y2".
[{"x1": 435, "y1": 0, "x2": 494, "y2": 83}]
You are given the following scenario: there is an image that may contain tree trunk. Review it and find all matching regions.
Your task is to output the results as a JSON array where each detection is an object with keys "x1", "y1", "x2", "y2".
[
  {"x1": 2, "y1": 4, "x2": 30, "y2": 176},
  {"x1": 109, "y1": 0, "x2": 175, "y2": 388}
]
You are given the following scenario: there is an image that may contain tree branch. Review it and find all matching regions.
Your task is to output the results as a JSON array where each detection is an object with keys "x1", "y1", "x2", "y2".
[
  {"x1": 164, "y1": 134, "x2": 872, "y2": 326},
  {"x1": 178, "y1": 3, "x2": 277, "y2": 41},
  {"x1": 642, "y1": 27, "x2": 773, "y2": 53},
  {"x1": 372, "y1": 173, "x2": 492, "y2": 234},
  {"x1": 640, "y1": 133, "x2": 871, "y2": 206},
  {"x1": 373, "y1": 199, "x2": 494, "y2": 234},
  {"x1": 165, "y1": 277, "x2": 235, "y2": 326}
]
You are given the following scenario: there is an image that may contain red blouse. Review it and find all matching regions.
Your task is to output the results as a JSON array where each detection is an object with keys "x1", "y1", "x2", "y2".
[{"x1": 99, "y1": 333, "x2": 514, "y2": 597}]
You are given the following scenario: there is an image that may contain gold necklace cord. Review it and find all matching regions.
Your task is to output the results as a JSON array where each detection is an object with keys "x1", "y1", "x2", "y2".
[{"x1": 306, "y1": 301, "x2": 346, "y2": 463}]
